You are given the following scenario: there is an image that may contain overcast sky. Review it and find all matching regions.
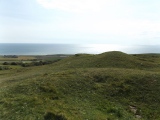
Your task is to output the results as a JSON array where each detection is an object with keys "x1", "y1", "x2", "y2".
[{"x1": 0, "y1": 0, "x2": 160, "y2": 45}]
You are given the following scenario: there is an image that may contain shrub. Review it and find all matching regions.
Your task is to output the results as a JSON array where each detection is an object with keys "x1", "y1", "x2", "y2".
[
  {"x1": 11, "y1": 62, "x2": 17, "y2": 65},
  {"x1": 44, "y1": 112, "x2": 67, "y2": 120},
  {"x1": 0, "y1": 66, "x2": 9, "y2": 70},
  {"x1": 107, "y1": 107, "x2": 123, "y2": 118},
  {"x1": 3, "y1": 62, "x2": 9, "y2": 65}
]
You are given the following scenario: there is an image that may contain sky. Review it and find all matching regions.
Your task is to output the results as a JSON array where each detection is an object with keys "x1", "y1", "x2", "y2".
[{"x1": 0, "y1": 0, "x2": 160, "y2": 45}]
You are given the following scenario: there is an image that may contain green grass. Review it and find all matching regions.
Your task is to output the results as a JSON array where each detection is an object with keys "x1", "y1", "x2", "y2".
[
  {"x1": 0, "y1": 51, "x2": 160, "y2": 119},
  {"x1": 53, "y1": 51, "x2": 159, "y2": 70}
]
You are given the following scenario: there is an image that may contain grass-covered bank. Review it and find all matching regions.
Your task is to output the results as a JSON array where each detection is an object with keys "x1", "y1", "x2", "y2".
[{"x1": 0, "y1": 51, "x2": 160, "y2": 119}]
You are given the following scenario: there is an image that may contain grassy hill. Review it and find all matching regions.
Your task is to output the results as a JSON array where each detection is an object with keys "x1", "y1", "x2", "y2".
[
  {"x1": 0, "y1": 51, "x2": 160, "y2": 120},
  {"x1": 54, "y1": 51, "x2": 159, "y2": 69}
]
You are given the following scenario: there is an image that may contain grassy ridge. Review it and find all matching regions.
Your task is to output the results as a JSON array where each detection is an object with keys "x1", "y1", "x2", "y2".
[
  {"x1": 0, "y1": 51, "x2": 160, "y2": 119},
  {"x1": 54, "y1": 51, "x2": 159, "y2": 70}
]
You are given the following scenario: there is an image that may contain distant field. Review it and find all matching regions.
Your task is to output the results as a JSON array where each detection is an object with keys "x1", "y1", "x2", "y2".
[
  {"x1": 0, "y1": 55, "x2": 70, "y2": 64},
  {"x1": 0, "y1": 55, "x2": 35, "y2": 60},
  {"x1": 0, "y1": 55, "x2": 70, "y2": 70}
]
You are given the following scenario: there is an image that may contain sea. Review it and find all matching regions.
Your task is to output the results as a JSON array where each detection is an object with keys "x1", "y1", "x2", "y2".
[{"x1": 0, "y1": 43, "x2": 160, "y2": 55}]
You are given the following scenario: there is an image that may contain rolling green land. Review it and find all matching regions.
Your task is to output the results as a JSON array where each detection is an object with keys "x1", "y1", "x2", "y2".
[{"x1": 0, "y1": 51, "x2": 160, "y2": 120}]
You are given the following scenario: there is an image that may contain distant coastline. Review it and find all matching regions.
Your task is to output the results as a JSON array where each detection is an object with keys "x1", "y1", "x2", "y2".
[{"x1": 0, "y1": 43, "x2": 160, "y2": 55}]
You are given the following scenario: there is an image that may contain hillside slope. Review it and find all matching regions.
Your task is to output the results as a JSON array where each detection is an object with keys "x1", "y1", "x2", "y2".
[
  {"x1": 53, "y1": 51, "x2": 158, "y2": 69},
  {"x1": 0, "y1": 51, "x2": 160, "y2": 120}
]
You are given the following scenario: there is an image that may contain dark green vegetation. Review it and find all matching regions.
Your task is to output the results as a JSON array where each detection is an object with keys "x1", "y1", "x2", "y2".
[
  {"x1": 0, "y1": 55, "x2": 69, "y2": 69},
  {"x1": 0, "y1": 51, "x2": 160, "y2": 120}
]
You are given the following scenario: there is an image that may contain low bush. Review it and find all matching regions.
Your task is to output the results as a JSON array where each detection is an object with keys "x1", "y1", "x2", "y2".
[{"x1": 0, "y1": 66, "x2": 10, "y2": 70}]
